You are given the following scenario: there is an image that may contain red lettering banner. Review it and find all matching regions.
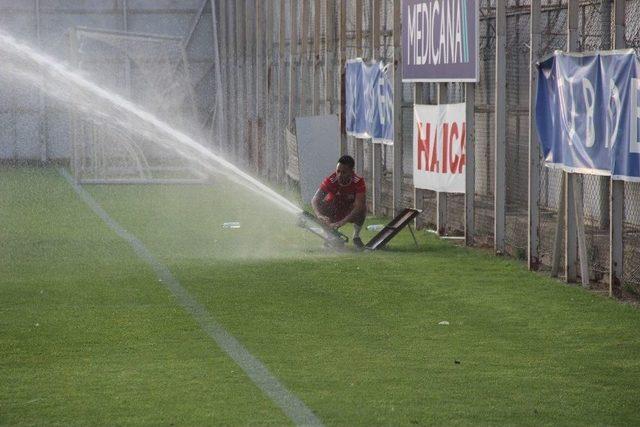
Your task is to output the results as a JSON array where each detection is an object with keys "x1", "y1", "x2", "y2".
[{"x1": 413, "y1": 103, "x2": 466, "y2": 193}]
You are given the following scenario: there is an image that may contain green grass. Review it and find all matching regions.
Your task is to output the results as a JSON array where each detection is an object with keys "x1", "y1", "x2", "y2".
[{"x1": 2, "y1": 166, "x2": 640, "y2": 426}]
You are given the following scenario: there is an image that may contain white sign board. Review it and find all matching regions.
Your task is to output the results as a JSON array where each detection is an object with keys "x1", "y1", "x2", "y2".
[
  {"x1": 295, "y1": 115, "x2": 341, "y2": 205},
  {"x1": 413, "y1": 103, "x2": 466, "y2": 193}
]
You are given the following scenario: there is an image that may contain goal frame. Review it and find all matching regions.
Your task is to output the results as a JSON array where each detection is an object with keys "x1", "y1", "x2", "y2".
[{"x1": 68, "y1": 26, "x2": 207, "y2": 185}]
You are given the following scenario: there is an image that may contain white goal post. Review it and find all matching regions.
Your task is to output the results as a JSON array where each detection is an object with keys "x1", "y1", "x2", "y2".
[{"x1": 68, "y1": 27, "x2": 208, "y2": 184}]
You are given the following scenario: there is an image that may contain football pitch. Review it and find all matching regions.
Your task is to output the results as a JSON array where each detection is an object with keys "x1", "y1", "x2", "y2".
[{"x1": 2, "y1": 166, "x2": 640, "y2": 425}]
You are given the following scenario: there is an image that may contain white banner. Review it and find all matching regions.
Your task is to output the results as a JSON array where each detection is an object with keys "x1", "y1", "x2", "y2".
[{"x1": 413, "y1": 103, "x2": 466, "y2": 193}]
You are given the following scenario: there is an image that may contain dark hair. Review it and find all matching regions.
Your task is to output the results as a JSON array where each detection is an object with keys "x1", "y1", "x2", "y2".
[{"x1": 338, "y1": 155, "x2": 355, "y2": 169}]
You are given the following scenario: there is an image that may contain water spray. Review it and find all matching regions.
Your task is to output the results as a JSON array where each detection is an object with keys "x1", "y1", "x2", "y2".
[{"x1": 0, "y1": 30, "x2": 301, "y2": 216}]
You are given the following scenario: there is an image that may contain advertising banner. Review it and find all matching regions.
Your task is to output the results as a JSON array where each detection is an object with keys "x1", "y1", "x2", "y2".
[
  {"x1": 402, "y1": 0, "x2": 479, "y2": 82},
  {"x1": 536, "y1": 50, "x2": 640, "y2": 181},
  {"x1": 413, "y1": 103, "x2": 466, "y2": 193},
  {"x1": 345, "y1": 59, "x2": 394, "y2": 144}
]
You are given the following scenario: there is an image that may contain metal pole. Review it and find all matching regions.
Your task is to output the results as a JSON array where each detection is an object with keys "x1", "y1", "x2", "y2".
[
  {"x1": 551, "y1": 182, "x2": 566, "y2": 278},
  {"x1": 414, "y1": 83, "x2": 427, "y2": 228},
  {"x1": 565, "y1": 0, "x2": 578, "y2": 282},
  {"x1": 339, "y1": 0, "x2": 347, "y2": 155},
  {"x1": 528, "y1": 0, "x2": 541, "y2": 269},
  {"x1": 35, "y1": 0, "x2": 48, "y2": 162},
  {"x1": 355, "y1": 0, "x2": 363, "y2": 55},
  {"x1": 495, "y1": 0, "x2": 507, "y2": 253},
  {"x1": 372, "y1": 0, "x2": 382, "y2": 216},
  {"x1": 565, "y1": 149, "x2": 577, "y2": 282},
  {"x1": 181, "y1": 2, "x2": 209, "y2": 128},
  {"x1": 289, "y1": 0, "x2": 298, "y2": 129},
  {"x1": 437, "y1": 83, "x2": 448, "y2": 235},
  {"x1": 227, "y1": 0, "x2": 236, "y2": 160},
  {"x1": 246, "y1": 0, "x2": 255, "y2": 168},
  {"x1": 300, "y1": 0, "x2": 309, "y2": 117},
  {"x1": 354, "y1": 0, "x2": 364, "y2": 175},
  {"x1": 610, "y1": 0, "x2": 625, "y2": 295},
  {"x1": 325, "y1": 0, "x2": 336, "y2": 115},
  {"x1": 235, "y1": 0, "x2": 245, "y2": 164},
  {"x1": 265, "y1": 0, "x2": 274, "y2": 181},
  {"x1": 575, "y1": 175, "x2": 591, "y2": 286},
  {"x1": 598, "y1": 0, "x2": 612, "y2": 228},
  {"x1": 217, "y1": 0, "x2": 228, "y2": 153},
  {"x1": 69, "y1": 28, "x2": 80, "y2": 181},
  {"x1": 313, "y1": 0, "x2": 321, "y2": 115},
  {"x1": 392, "y1": 0, "x2": 404, "y2": 216},
  {"x1": 465, "y1": 82, "x2": 476, "y2": 246},
  {"x1": 211, "y1": 0, "x2": 226, "y2": 153},
  {"x1": 255, "y1": 0, "x2": 264, "y2": 174},
  {"x1": 123, "y1": 0, "x2": 131, "y2": 96},
  {"x1": 278, "y1": 0, "x2": 287, "y2": 183}
]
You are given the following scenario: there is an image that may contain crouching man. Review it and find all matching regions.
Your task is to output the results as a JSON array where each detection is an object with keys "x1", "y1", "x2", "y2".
[{"x1": 311, "y1": 155, "x2": 367, "y2": 248}]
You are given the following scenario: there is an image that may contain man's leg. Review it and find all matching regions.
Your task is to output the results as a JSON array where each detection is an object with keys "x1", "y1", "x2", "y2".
[
  {"x1": 316, "y1": 202, "x2": 338, "y2": 224},
  {"x1": 348, "y1": 210, "x2": 366, "y2": 248},
  {"x1": 316, "y1": 203, "x2": 344, "y2": 244}
]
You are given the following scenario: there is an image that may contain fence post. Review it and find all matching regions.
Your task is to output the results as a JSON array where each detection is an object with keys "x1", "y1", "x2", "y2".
[
  {"x1": 372, "y1": 0, "x2": 383, "y2": 216},
  {"x1": 217, "y1": 0, "x2": 227, "y2": 154},
  {"x1": 437, "y1": 83, "x2": 448, "y2": 235},
  {"x1": 565, "y1": 0, "x2": 579, "y2": 282},
  {"x1": 598, "y1": 0, "x2": 612, "y2": 229},
  {"x1": 465, "y1": 82, "x2": 475, "y2": 246},
  {"x1": 244, "y1": 0, "x2": 253, "y2": 167},
  {"x1": 339, "y1": 0, "x2": 347, "y2": 155},
  {"x1": 495, "y1": 0, "x2": 506, "y2": 254},
  {"x1": 235, "y1": 0, "x2": 246, "y2": 164},
  {"x1": 300, "y1": 0, "x2": 309, "y2": 117},
  {"x1": 264, "y1": 0, "x2": 274, "y2": 181},
  {"x1": 392, "y1": 0, "x2": 403, "y2": 216},
  {"x1": 414, "y1": 83, "x2": 427, "y2": 228},
  {"x1": 610, "y1": 0, "x2": 625, "y2": 295},
  {"x1": 354, "y1": 0, "x2": 364, "y2": 175},
  {"x1": 565, "y1": 174, "x2": 578, "y2": 282},
  {"x1": 69, "y1": 27, "x2": 80, "y2": 181},
  {"x1": 228, "y1": 0, "x2": 237, "y2": 161},
  {"x1": 35, "y1": 0, "x2": 49, "y2": 162},
  {"x1": 247, "y1": 0, "x2": 258, "y2": 176},
  {"x1": 288, "y1": 0, "x2": 298, "y2": 130},
  {"x1": 313, "y1": 0, "x2": 321, "y2": 115},
  {"x1": 277, "y1": 0, "x2": 287, "y2": 183},
  {"x1": 528, "y1": 0, "x2": 541, "y2": 270},
  {"x1": 325, "y1": 0, "x2": 336, "y2": 115},
  {"x1": 210, "y1": 0, "x2": 226, "y2": 154}
]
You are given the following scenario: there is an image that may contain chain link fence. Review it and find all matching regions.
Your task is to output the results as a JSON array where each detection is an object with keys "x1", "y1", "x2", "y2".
[{"x1": 217, "y1": 0, "x2": 640, "y2": 293}]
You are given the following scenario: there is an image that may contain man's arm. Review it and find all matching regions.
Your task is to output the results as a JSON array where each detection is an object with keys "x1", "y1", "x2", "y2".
[
  {"x1": 330, "y1": 192, "x2": 366, "y2": 228},
  {"x1": 311, "y1": 188, "x2": 331, "y2": 226}
]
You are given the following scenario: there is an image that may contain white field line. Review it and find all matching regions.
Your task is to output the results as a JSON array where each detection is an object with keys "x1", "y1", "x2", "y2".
[{"x1": 60, "y1": 168, "x2": 323, "y2": 427}]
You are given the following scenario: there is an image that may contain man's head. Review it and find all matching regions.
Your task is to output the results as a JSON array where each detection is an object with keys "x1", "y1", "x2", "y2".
[{"x1": 336, "y1": 155, "x2": 355, "y2": 185}]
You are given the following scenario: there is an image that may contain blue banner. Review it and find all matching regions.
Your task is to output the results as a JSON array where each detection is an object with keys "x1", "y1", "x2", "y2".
[
  {"x1": 536, "y1": 50, "x2": 640, "y2": 181},
  {"x1": 345, "y1": 59, "x2": 394, "y2": 144}
]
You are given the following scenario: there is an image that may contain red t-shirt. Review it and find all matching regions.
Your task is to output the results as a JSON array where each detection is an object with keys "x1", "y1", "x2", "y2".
[{"x1": 319, "y1": 172, "x2": 366, "y2": 220}]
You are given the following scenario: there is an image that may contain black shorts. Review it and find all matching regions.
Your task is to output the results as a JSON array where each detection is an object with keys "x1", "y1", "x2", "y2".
[{"x1": 317, "y1": 202, "x2": 365, "y2": 226}]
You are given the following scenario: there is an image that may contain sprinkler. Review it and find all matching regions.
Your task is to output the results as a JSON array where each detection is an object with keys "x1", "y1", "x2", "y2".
[{"x1": 297, "y1": 211, "x2": 349, "y2": 249}]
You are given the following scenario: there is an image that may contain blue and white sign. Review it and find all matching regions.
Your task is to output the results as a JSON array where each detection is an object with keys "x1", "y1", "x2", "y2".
[
  {"x1": 536, "y1": 50, "x2": 640, "y2": 181},
  {"x1": 345, "y1": 59, "x2": 394, "y2": 144}
]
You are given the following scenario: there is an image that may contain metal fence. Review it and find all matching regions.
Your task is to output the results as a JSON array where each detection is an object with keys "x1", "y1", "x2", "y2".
[
  {"x1": 2, "y1": 0, "x2": 640, "y2": 296},
  {"x1": 214, "y1": 0, "x2": 640, "y2": 296}
]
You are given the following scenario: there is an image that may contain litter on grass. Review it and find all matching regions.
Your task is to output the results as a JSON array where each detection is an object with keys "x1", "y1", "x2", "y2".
[{"x1": 222, "y1": 222, "x2": 241, "y2": 229}]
